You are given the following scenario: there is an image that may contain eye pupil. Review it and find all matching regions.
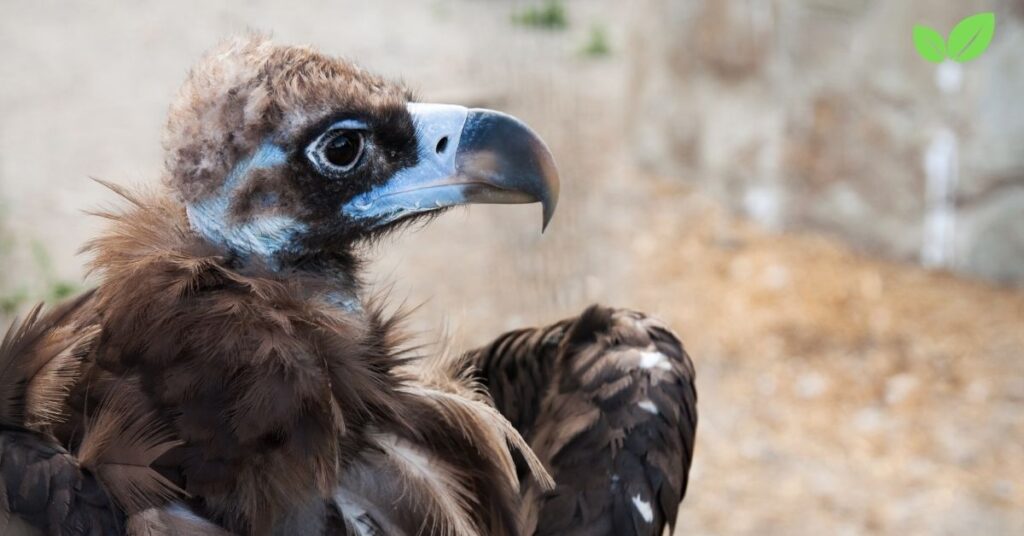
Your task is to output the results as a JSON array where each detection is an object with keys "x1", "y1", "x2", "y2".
[
  {"x1": 306, "y1": 125, "x2": 367, "y2": 176},
  {"x1": 323, "y1": 131, "x2": 362, "y2": 168}
]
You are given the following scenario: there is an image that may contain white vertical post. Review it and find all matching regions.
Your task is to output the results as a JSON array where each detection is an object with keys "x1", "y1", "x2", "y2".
[{"x1": 921, "y1": 60, "x2": 962, "y2": 268}]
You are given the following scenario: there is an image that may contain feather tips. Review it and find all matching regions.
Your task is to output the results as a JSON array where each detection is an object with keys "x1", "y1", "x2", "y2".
[
  {"x1": 77, "y1": 388, "x2": 185, "y2": 515},
  {"x1": 400, "y1": 384, "x2": 554, "y2": 493},
  {"x1": 25, "y1": 324, "x2": 99, "y2": 429},
  {"x1": 375, "y1": 433, "x2": 480, "y2": 536},
  {"x1": 0, "y1": 303, "x2": 44, "y2": 426},
  {"x1": 126, "y1": 503, "x2": 234, "y2": 536},
  {"x1": 0, "y1": 292, "x2": 97, "y2": 429}
]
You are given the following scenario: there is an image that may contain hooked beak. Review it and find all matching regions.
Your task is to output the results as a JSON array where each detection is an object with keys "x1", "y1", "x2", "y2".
[{"x1": 343, "y1": 103, "x2": 560, "y2": 231}]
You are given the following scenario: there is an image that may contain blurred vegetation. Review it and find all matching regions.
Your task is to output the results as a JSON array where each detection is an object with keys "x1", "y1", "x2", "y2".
[
  {"x1": 430, "y1": 0, "x2": 451, "y2": 20},
  {"x1": 0, "y1": 203, "x2": 20, "y2": 315},
  {"x1": 0, "y1": 206, "x2": 80, "y2": 316},
  {"x1": 0, "y1": 163, "x2": 18, "y2": 315},
  {"x1": 30, "y1": 242, "x2": 81, "y2": 302},
  {"x1": 580, "y1": 24, "x2": 611, "y2": 57},
  {"x1": 511, "y1": 0, "x2": 567, "y2": 30}
]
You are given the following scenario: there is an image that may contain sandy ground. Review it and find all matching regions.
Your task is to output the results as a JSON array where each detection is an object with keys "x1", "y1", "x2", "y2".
[{"x1": 2, "y1": 1, "x2": 1022, "y2": 534}]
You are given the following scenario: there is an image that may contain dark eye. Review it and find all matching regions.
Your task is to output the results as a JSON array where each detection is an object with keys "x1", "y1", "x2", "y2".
[
  {"x1": 324, "y1": 131, "x2": 362, "y2": 167},
  {"x1": 307, "y1": 129, "x2": 364, "y2": 176}
]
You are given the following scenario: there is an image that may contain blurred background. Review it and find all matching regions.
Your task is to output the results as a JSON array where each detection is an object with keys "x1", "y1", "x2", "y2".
[{"x1": 1, "y1": 0, "x2": 1022, "y2": 534}]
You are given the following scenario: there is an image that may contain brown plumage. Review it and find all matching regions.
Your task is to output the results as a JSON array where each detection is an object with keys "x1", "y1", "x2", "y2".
[
  {"x1": 0, "y1": 295, "x2": 122, "y2": 536},
  {"x1": 469, "y1": 306, "x2": 697, "y2": 535},
  {"x1": 62, "y1": 188, "x2": 546, "y2": 534},
  {"x1": 0, "y1": 34, "x2": 695, "y2": 535},
  {"x1": 0, "y1": 293, "x2": 97, "y2": 430}
]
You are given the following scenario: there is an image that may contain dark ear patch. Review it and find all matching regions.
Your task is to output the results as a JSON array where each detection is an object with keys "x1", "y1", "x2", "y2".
[{"x1": 228, "y1": 168, "x2": 301, "y2": 222}]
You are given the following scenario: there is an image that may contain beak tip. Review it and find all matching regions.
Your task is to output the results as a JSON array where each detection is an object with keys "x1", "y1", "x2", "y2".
[
  {"x1": 537, "y1": 153, "x2": 559, "y2": 234},
  {"x1": 541, "y1": 199, "x2": 556, "y2": 232}
]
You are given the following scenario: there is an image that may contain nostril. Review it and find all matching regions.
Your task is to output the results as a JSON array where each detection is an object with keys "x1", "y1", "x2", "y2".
[{"x1": 435, "y1": 136, "x2": 449, "y2": 155}]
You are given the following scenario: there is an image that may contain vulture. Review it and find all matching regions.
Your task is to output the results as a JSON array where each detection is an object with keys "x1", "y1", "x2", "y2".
[{"x1": 0, "y1": 36, "x2": 697, "y2": 536}]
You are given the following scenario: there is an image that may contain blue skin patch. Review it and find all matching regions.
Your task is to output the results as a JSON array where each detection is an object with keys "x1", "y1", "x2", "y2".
[
  {"x1": 342, "y1": 104, "x2": 469, "y2": 225},
  {"x1": 185, "y1": 141, "x2": 306, "y2": 263},
  {"x1": 227, "y1": 142, "x2": 288, "y2": 189}
]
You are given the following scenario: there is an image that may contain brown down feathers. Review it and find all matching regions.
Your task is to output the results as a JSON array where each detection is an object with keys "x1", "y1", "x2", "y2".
[{"x1": 50, "y1": 184, "x2": 549, "y2": 535}]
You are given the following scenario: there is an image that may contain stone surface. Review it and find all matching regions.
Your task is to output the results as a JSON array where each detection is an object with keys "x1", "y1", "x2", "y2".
[{"x1": 629, "y1": 0, "x2": 1024, "y2": 283}]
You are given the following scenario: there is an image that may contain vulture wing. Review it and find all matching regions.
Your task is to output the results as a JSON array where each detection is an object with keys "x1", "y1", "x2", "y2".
[
  {"x1": 0, "y1": 425, "x2": 117, "y2": 536},
  {"x1": 0, "y1": 294, "x2": 201, "y2": 536},
  {"x1": 0, "y1": 293, "x2": 117, "y2": 535},
  {"x1": 469, "y1": 305, "x2": 697, "y2": 536}
]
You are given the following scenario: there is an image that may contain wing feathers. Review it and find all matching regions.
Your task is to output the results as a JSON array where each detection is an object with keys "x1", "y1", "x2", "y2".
[
  {"x1": 0, "y1": 292, "x2": 97, "y2": 429},
  {"x1": 25, "y1": 324, "x2": 99, "y2": 429},
  {"x1": 337, "y1": 432, "x2": 480, "y2": 536},
  {"x1": 469, "y1": 305, "x2": 697, "y2": 536},
  {"x1": 401, "y1": 385, "x2": 554, "y2": 493},
  {"x1": 77, "y1": 387, "x2": 185, "y2": 515},
  {"x1": 378, "y1": 433, "x2": 479, "y2": 536},
  {"x1": 0, "y1": 426, "x2": 123, "y2": 534}
]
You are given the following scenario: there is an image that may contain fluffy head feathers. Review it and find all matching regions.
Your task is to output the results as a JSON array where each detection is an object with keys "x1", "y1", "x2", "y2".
[{"x1": 163, "y1": 34, "x2": 410, "y2": 204}]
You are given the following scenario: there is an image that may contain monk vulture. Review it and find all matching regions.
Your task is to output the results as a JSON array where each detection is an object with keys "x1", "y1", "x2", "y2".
[{"x1": 0, "y1": 36, "x2": 696, "y2": 536}]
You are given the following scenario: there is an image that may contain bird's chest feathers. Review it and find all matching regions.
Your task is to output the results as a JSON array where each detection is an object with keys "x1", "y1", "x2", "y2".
[{"x1": 85, "y1": 274, "x2": 383, "y2": 493}]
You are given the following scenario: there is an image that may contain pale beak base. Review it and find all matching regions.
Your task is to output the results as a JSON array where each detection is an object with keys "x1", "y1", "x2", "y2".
[{"x1": 343, "y1": 103, "x2": 560, "y2": 231}]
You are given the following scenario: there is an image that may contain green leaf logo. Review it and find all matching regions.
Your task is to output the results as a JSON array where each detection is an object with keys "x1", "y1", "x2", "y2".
[
  {"x1": 948, "y1": 12, "x2": 995, "y2": 62},
  {"x1": 913, "y1": 25, "x2": 946, "y2": 63},
  {"x1": 912, "y1": 12, "x2": 996, "y2": 64}
]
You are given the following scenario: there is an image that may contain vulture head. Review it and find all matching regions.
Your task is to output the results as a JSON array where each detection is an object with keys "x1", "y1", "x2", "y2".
[{"x1": 164, "y1": 35, "x2": 559, "y2": 269}]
